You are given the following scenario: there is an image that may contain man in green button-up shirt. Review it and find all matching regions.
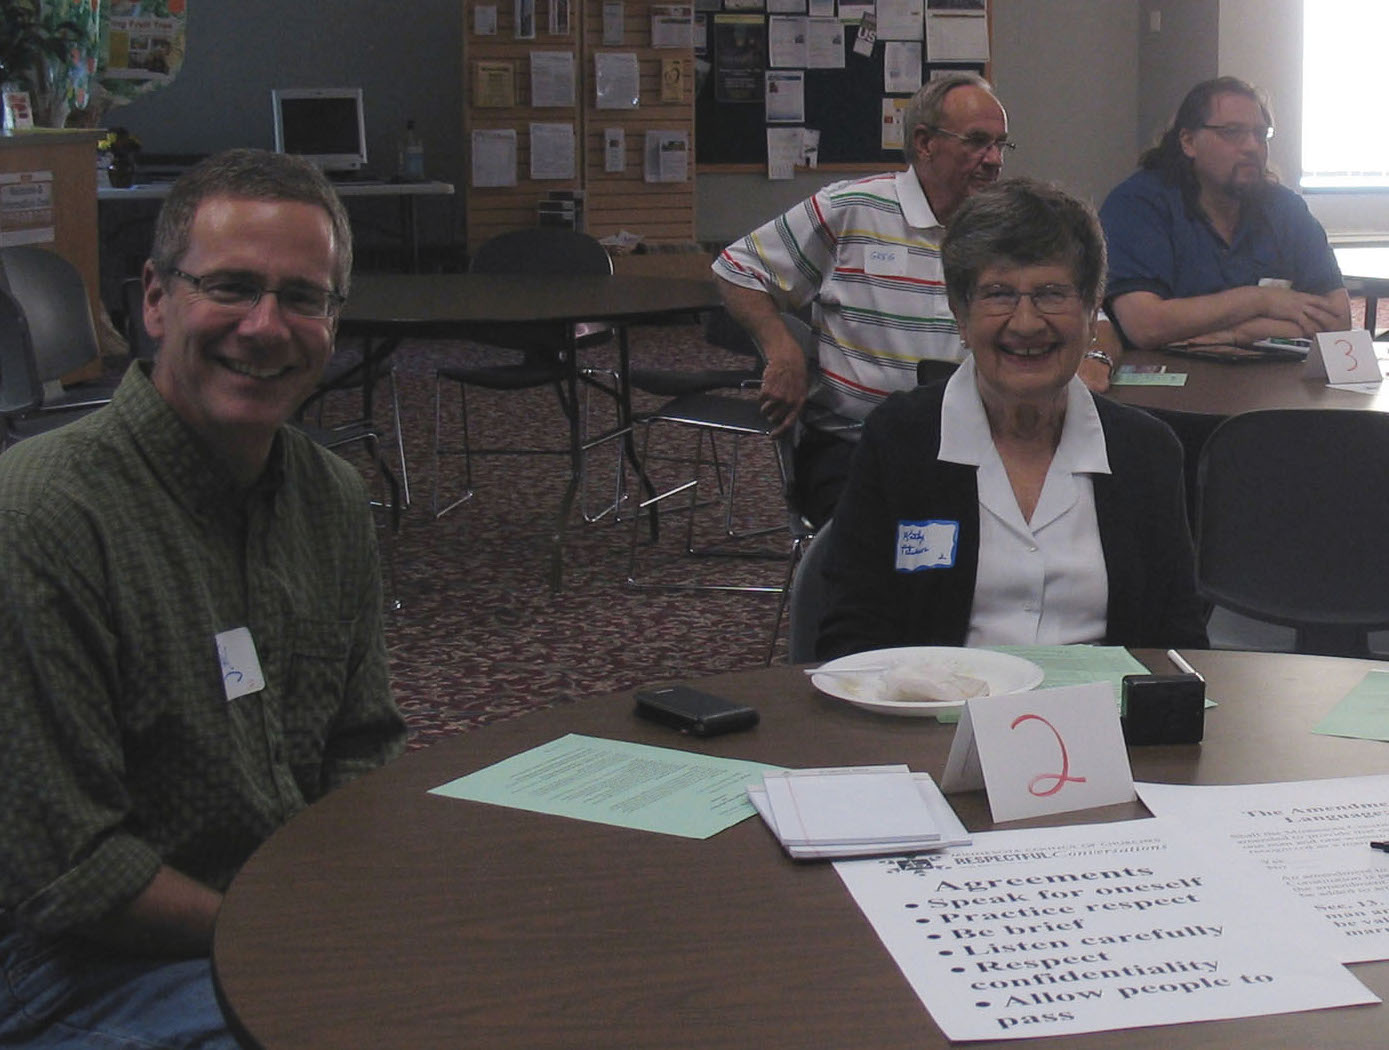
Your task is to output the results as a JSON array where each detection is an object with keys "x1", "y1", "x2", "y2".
[{"x1": 0, "y1": 150, "x2": 406, "y2": 1049}]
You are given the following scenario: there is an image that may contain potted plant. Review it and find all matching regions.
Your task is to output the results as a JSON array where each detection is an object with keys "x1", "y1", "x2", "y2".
[
  {"x1": 0, "y1": 0, "x2": 85, "y2": 126},
  {"x1": 97, "y1": 126, "x2": 140, "y2": 186}
]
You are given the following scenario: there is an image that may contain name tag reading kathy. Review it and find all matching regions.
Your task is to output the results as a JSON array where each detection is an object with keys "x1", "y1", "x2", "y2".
[
  {"x1": 864, "y1": 246, "x2": 908, "y2": 278},
  {"x1": 216, "y1": 627, "x2": 266, "y2": 701},
  {"x1": 896, "y1": 519, "x2": 958, "y2": 572}
]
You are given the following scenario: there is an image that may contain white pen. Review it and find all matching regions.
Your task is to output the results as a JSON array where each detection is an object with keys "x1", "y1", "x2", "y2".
[{"x1": 1165, "y1": 649, "x2": 1203, "y2": 682}]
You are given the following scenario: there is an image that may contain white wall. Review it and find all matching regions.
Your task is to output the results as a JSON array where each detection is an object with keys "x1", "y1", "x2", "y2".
[
  {"x1": 990, "y1": 0, "x2": 1139, "y2": 210},
  {"x1": 696, "y1": 0, "x2": 1142, "y2": 245}
]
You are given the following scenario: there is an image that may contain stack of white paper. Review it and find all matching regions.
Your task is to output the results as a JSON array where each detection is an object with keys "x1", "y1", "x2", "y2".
[{"x1": 747, "y1": 764, "x2": 970, "y2": 859}]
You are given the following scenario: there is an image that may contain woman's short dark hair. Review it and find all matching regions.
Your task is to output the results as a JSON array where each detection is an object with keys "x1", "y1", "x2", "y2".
[
  {"x1": 150, "y1": 148, "x2": 353, "y2": 295},
  {"x1": 941, "y1": 177, "x2": 1106, "y2": 312},
  {"x1": 1139, "y1": 76, "x2": 1273, "y2": 187}
]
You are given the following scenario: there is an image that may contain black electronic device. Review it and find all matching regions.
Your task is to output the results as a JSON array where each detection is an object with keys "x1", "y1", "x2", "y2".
[
  {"x1": 634, "y1": 686, "x2": 759, "y2": 737},
  {"x1": 1120, "y1": 674, "x2": 1205, "y2": 745}
]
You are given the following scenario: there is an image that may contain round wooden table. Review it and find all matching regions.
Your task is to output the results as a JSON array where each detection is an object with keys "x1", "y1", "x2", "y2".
[
  {"x1": 1109, "y1": 345, "x2": 1389, "y2": 417},
  {"x1": 214, "y1": 650, "x2": 1389, "y2": 1050}
]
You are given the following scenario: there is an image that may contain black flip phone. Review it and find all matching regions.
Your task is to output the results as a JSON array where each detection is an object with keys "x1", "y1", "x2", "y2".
[{"x1": 634, "y1": 686, "x2": 759, "y2": 737}]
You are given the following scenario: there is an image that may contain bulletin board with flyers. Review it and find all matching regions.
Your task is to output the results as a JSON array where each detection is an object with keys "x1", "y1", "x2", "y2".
[{"x1": 693, "y1": 1, "x2": 989, "y2": 170}]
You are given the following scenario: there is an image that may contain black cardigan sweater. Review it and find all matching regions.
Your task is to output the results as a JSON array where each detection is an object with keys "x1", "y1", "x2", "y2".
[{"x1": 816, "y1": 381, "x2": 1209, "y2": 660}]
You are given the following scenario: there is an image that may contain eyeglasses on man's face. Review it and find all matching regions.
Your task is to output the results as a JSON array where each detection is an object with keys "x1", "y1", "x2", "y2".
[
  {"x1": 1199, "y1": 122, "x2": 1274, "y2": 145},
  {"x1": 928, "y1": 126, "x2": 1016, "y2": 155},
  {"x1": 971, "y1": 283, "x2": 1081, "y2": 317},
  {"x1": 168, "y1": 267, "x2": 345, "y2": 319}
]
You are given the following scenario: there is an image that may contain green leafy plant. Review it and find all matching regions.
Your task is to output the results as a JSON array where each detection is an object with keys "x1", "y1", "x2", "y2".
[
  {"x1": 0, "y1": 0, "x2": 85, "y2": 97},
  {"x1": 97, "y1": 127, "x2": 140, "y2": 156}
]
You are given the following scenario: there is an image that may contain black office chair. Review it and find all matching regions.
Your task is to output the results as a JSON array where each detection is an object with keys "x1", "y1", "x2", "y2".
[
  {"x1": 430, "y1": 229, "x2": 617, "y2": 518},
  {"x1": 0, "y1": 285, "x2": 41, "y2": 448},
  {"x1": 783, "y1": 516, "x2": 833, "y2": 664},
  {"x1": 611, "y1": 307, "x2": 765, "y2": 523},
  {"x1": 121, "y1": 276, "x2": 159, "y2": 361},
  {"x1": 916, "y1": 357, "x2": 960, "y2": 385},
  {"x1": 0, "y1": 286, "x2": 102, "y2": 449},
  {"x1": 291, "y1": 418, "x2": 404, "y2": 611},
  {"x1": 1196, "y1": 408, "x2": 1389, "y2": 657},
  {"x1": 626, "y1": 314, "x2": 817, "y2": 647},
  {"x1": 0, "y1": 246, "x2": 120, "y2": 412},
  {"x1": 627, "y1": 307, "x2": 762, "y2": 398},
  {"x1": 300, "y1": 343, "x2": 411, "y2": 508}
]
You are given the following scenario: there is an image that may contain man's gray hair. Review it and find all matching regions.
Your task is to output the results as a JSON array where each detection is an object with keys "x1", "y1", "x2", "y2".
[
  {"x1": 150, "y1": 148, "x2": 353, "y2": 295},
  {"x1": 941, "y1": 177, "x2": 1107, "y2": 312},
  {"x1": 901, "y1": 72, "x2": 997, "y2": 165}
]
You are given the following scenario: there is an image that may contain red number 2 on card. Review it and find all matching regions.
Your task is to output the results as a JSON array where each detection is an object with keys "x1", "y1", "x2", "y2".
[{"x1": 1010, "y1": 713, "x2": 1088, "y2": 797}]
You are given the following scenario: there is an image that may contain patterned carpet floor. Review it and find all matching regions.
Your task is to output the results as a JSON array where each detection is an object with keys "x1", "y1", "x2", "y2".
[{"x1": 324, "y1": 320, "x2": 798, "y2": 750}]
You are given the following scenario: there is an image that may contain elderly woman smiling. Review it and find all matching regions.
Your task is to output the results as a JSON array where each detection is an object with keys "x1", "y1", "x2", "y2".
[{"x1": 816, "y1": 177, "x2": 1208, "y2": 659}]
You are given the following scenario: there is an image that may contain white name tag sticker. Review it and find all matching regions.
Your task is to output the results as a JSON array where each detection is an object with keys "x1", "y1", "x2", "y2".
[
  {"x1": 1308, "y1": 329, "x2": 1380, "y2": 386},
  {"x1": 863, "y1": 246, "x2": 908, "y2": 277},
  {"x1": 895, "y1": 519, "x2": 958, "y2": 571},
  {"x1": 216, "y1": 627, "x2": 266, "y2": 701}
]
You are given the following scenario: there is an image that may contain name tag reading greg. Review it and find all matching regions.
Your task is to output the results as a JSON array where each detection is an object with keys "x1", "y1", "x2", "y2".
[
  {"x1": 216, "y1": 627, "x2": 266, "y2": 701},
  {"x1": 895, "y1": 519, "x2": 958, "y2": 572},
  {"x1": 864, "y1": 246, "x2": 908, "y2": 278}
]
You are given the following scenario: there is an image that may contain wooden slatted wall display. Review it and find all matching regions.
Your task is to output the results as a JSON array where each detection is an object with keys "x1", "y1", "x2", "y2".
[
  {"x1": 462, "y1": 0, "x2": 696, "y2": 256},
  {"x1": 580, "y1": 0, "x2": 695, "y2": 245},
  {"x1": 463, "y1": 0, "x2": 582, "y2": 253}
]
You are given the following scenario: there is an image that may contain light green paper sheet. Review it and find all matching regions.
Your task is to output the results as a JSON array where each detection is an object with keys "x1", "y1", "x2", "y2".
[
  {"x1": 429, "y1": 733, "x2": 784, "y2": 838},
  {"x1": 932, "y1": 645, "x2": 1152, "y2": 723},
  {"x1": 1312, "y1": 670, "x2": 1389, "y2": 741},
  {"x1": 991, "y1": 644, "x2": 1151, "y2": 701},
  {"x1": 1110, "y1": 371, "x2": 1188, "y2": 387}
]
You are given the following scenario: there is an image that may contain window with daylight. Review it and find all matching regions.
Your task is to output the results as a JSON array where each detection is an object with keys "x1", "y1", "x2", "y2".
[{"x1": 1302, "y1": 0, "x2": 1389, "y2": 189}]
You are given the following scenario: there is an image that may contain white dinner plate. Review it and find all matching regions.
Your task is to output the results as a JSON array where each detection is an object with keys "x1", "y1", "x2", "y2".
[{"x1": 810, "y1": 646, "x2": 1045, "y2": 718}]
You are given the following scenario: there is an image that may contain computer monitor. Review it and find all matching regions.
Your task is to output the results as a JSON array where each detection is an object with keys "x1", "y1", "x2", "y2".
[{"x1": 271, "y1": 87, "x2": 368, "y2": 172}]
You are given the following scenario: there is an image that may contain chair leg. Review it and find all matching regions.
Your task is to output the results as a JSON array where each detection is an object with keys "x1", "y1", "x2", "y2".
[
  {"x1": 431, "y1": 375, "x2": 475, "y2": 519},
  {"x1": 363, "y1": 430, "x2": 403, "y2": 612},
  {"x1": 765, "y1": 532, "x2": 807, "y2": 664},
  {"x1": 682, "y1": 428, "x2": 712, "y2": 554},
  {"x1": 626, "y1": 419, "x2": 789, "y2": 593},
  {"x1": 578, "y1": 366, "x2": 624, "y2": 523},
  {"x1": 387, "y1": 368, "x2": 411, "y2": 509}
]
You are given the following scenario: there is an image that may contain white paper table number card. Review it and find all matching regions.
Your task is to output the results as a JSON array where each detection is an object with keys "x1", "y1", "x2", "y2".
[
  {"x1": 940, "y1": 682, "x2": 1136, "y2": 823},
  {"x1": 1307, "y1": 329, "x2": 1380, "y2": 385}
]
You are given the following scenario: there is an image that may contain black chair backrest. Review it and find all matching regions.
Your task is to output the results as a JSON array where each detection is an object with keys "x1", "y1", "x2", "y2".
[
  {"x1": 787, "y1": 517, "x2": 833, "y2": 664},
  {"x1": 122, "y1": 277, "x2": 160, "y2": 361},
  {"x1": 1196, "y1": 408, "x2": 1389, "y2": 656},
  {"x1": 0, "y1": 286, "x2": 40, "y2": 419},
  {"x1": 0, "y1": 246, "x2": 101, "y2": 383},
  {"x1": 470, "y1": 229, "x2": 612, "y2": 277},
  {"x1": 916, "y1": 358, "x2": 959, "y2": 385},
  {"x1": 466, "y1": 230, "x2": 614, "y2": 356}
]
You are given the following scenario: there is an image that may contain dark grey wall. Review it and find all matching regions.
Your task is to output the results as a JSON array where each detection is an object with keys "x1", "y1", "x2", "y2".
[{"x1": 109, "y1": 0, "x2": 464, "y2": 246}]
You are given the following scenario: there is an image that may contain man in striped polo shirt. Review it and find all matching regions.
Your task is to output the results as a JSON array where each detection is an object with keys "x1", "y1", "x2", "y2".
[{"x1": 714, "y1": 72, "x2": 1010, "y2": 527}]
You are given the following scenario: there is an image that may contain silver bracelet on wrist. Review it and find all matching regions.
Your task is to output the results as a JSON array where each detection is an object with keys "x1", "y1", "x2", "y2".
[{"x1": 1083, "y1": 348, "x2": 1115, "y2": 373}]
